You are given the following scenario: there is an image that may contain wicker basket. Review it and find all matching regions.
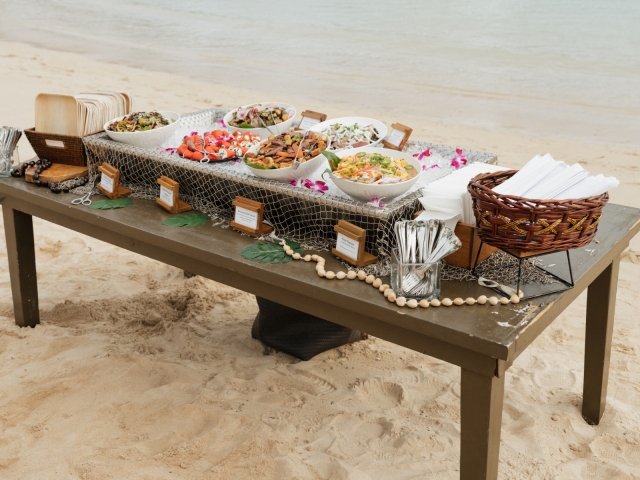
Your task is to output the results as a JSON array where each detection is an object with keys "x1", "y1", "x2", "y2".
[
  {"x1": 468, "y1": 170, "x2": 608, "y2": 254},
  {"x1": 24, "y1": 128, "x2": 86, "y2": 166}
]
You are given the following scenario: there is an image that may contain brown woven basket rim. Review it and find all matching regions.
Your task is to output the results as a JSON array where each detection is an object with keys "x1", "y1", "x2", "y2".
[{"x1": 469, "y1": 170, "x2": 609, "y2": 205}]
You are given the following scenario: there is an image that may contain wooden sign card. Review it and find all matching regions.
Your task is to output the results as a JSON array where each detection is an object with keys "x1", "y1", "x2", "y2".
[
  {"x1": 297, "y1": 110, "x2": 328, "y2": 131},
  {"x1": 156, "y1": 176, "x2": 192, "y2": 214},
  {"x1": 230, "y1": 196, "x2": 274, "y2": 237},
  {"x1": 382, "y1": 123, "x2": 413, "y2": 151},
  {"x1": 97, "y1": 163, "x2": 130, "y2": 199},
  {"x1": 332, "y1": 220, "x2": 378, "y2": 267}
]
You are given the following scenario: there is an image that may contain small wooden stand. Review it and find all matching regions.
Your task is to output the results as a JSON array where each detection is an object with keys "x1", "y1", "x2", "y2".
[
  {"x1": 382, "y1": 123, "x2": 413, "y2": 151},
  {"x1": 297, "y1": 110, "x2": 327, "y2": 131},
  {"x1": 156, "y1": 176, "x2": 191, "y2": 214},
  {"x1": 230, "y1": 196, "x2": 274, "y2": 237},
  {"x1": 97, "y1": 163, "x2": 130, "y2": 199},
  {"x1": 332, "y1": 220, "x2": 378, "y2": 267}
]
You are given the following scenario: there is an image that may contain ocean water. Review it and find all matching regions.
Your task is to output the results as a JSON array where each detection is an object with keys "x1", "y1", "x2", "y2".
[{"x1": 1, "y1": 0, "x2": 639, "y2": 145}]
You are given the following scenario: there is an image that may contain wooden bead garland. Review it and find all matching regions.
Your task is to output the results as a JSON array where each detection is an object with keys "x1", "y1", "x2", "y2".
[{"x1": 281, "y1": 243, "x2": 522, "y2": 309}]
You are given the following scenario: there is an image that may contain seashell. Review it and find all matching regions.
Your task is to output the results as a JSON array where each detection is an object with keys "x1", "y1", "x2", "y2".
[
  {"x1": 304, "y1": 255, "x2": 311, "y2": 262},
  {"x1": 384, "y1": 289, "x2": 394, "y2": 298},
  {"x1": 357, "y1": 270, "x2": 367, "y2": 280},
  {"x1": 365, "y1": 274, "x2": 375, "y2": 284},
  {"x1": 325, "y1": 271, "x2": 335, "y2": 279},
  {"x1": 465, "y1": 297, "x2": 476, "y2": 305},
  {"x1": 379, "y1": 284, "x2": 389, "y2": 293},
  {"x1": 407, "y1": 299, "x2": 418, "y2": 308},
  {"x1": 500, "y1": 297, "x2": 510, "y2": 305},
  {"x1": 510, "y1": 294, "x2": 520, "y2": 304},
  {"x1": 431, "y1": 299, "x2": 441, "y2": 307},
  {"x1": 419, "y1": 299, "x2": 430, "y2": 308},
  {"x1": 477, "y1": 295, "x2": 487, "y2": 305},
  {"x1": 442, "y1": 298, "x2": 453, "y2": 307},
  {"x1": 373, "y1": 278, "x2": 382, "y2": 288},
  {"x1": 453, "y1": 298, "x2": 464, "y2": 306},
  {"x1": 396, "y1": 297, "x2": 406, "y2": 307},
  {"x1": 311, "y1": 254, "x2": 318, "y2": 261},
  {"x1": 317, "y1": 257, "x2": 325, "y2": 264},
  {"x1": 285, "y1": 249, "x2": 294, "y2": 256},
  {"x1": 336, "y1": 271, "x2": 346, "y2": 280},
  {"x1": 292, "y1": 253, "x2": 301, "y2": 260},
  {"x1": 518, "y1": 290, "x2": 524, "y2": 298},
  {"x1": 316, "y1": 264, "x2": 324, "y2": 272},
  {"x1": 347, "y1": 271, "x2": 357, "y2": 280},
  {"x1": 317, "y1": 269, "x2": 326, "y2": 277},
  {"x1": 489, "y1": 296, "x2": 499, "y2": 306},
  {"x1": 387, "y1": 292, "x2": 397, "y2": 302},
  {"x1": 279, "y1": 240, "x2": 286, "y2": 246}
]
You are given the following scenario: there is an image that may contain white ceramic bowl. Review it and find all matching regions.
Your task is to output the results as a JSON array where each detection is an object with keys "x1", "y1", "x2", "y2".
[
  {"x1": 328, "y1": 146, "x2": 422, "y2": 203},
  {"x1": 309, "y1": 116, "x2": 387, "y2": 151},
  {"x1": 244, "y1": 142, "x2": 327, "y2": 183},
  {"x1": 104, "y1": 111, "x2": 181, "y2": 149},
  {"x1": 224, "y1": 102, "x2": 296, "y2": 140}
]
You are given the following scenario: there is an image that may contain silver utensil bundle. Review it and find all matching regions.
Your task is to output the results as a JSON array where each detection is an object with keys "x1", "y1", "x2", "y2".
[
  {"x1": 0, "y1": 127, "x2": 22, "y2": 176},
  {"x1": 393, "y1": 219, "x2": 462, "y2": 297}
]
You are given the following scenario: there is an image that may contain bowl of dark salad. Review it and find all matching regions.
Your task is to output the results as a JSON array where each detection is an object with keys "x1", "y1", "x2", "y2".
[{"x1": 224, "y1": 102, "x2": 296, "y2": 139}]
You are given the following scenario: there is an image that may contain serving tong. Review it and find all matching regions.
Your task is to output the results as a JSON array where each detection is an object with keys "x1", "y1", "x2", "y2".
[{"x1": 394, "y1": 219, "x2": 461, "y2": 296}]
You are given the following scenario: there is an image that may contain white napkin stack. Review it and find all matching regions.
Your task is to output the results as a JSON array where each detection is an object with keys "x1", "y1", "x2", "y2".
[
  {"x1": 493, "y1": 154, "x2": 619, "y2": 200},
  {"x1": 417, "y1": 163, "x2": 510, "y2": 228}
]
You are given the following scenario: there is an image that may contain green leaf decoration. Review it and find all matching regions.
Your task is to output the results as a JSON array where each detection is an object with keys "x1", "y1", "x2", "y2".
[
  {"x1": 241, "y1": 239, "x2": 304, "y2": 264},
  {"x1": 90, "y1": 197, "x2": 134, "y2": 210},
  {"x1": 236, "y1": 123, "x2": 255, "y2": 129},
  {"x1": 321, "y1": 150, "x2": 341, "y2": 171},
  {"x1": 243, "y1": 159, "x2": 270, "y2": 170},
  {"x1": 162, "y1": 212, "x2": 210, "y2": 227}
]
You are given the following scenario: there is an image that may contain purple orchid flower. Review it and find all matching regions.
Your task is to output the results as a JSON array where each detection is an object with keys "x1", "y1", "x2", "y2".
[
  {"x1": 290, "y1": 179, "x2": 329, "y2": 194},
  {"x1": 421, "y1": 163, "x2": 440, "y2": 171},
  {"x1": 413, "y1": 148, "x2": 431, "y2": 161},
  {"x1": 368, "y1": 197, "x2": 385, "y2": 208},
  {"x1": 451, "y1": 148, "x2": 468, "y2": 170},
  {"x1": 303, "y1": 179, "x2": 329, "y2": 194},
  {"x1": 163, "y1": 147, "x2": 177, "y2": 154}
]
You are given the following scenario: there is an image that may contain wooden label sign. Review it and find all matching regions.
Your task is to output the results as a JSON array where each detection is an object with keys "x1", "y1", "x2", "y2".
[
  {"x1": 382, "y1": 123, "x2": 413, "y2": 151},
  {"x1": 230, "y1": 196, "x2": 274, "y2": 237},
  {"x1": 97, "y1": 163, "x2": 131, "y2": 200},
  {"x1": 297, "y1": 110, "x2": 327, "y2": 131},
  {"x1": 332, "y1": 220, "x2": 378, "y2": 267},
  {"x1": 156, "y1": 176, "x2": 192, "y2": 214}
]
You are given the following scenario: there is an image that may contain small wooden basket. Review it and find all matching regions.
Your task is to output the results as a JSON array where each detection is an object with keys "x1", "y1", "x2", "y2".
[
  {"x1": 468, "y1": 170, "x2": 608, "y2": 254},
  {"x1": 24, "y1": 128, "x2": 86, "y2": 166}
]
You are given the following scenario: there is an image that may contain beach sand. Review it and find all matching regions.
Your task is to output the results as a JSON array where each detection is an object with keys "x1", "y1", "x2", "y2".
[{"x1": 0, "y1": 40, "x2": 639, "y2": 479}]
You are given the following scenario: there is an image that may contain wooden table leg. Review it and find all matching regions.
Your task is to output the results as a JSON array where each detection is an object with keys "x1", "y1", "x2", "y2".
[
  {"x1": 460, "y1": 367, "x2": 505, "y2": 480},
  {"x1": 3, "y1": 206, "x2": 39, "y2": 327},
  {"x1": 582, "y1": 256, "x2": 619, "y2": 425}
]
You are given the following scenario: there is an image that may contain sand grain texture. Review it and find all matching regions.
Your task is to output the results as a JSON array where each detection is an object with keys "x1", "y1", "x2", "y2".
[{"x1": 0, "y1": 41, "x2": 639, "y2": 479}]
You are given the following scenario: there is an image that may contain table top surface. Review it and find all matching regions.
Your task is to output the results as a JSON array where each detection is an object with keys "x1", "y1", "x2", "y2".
[{"x1": 1, "y1": 177, "x2": 639, "y2": 364}]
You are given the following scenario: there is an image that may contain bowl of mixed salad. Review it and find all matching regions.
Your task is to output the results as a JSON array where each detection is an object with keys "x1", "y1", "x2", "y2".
[
  {"x1": 224, "y1": 102, "x2": 296, "y2": 140},
  {"x1": 104, "y1": 111, "x2": 180, "y2": 148},
  {"x1": 324, "y1": 147, "x2": 422, "y2": 203},
  {"x1": 309, "y1": 117, "x2": 387, "y2": 151},
  {"x1": 243, "y1": 130, "x2": 328, "y2": 182}
]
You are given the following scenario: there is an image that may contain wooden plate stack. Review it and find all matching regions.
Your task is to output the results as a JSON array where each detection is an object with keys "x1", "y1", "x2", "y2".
[{"x1": 25, "y1": 91, "x2": 135, "y2": 166}]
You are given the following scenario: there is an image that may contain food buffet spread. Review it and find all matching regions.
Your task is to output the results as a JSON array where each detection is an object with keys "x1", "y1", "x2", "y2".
[{"x1": 4, "y1": 96, "x2": 619, "y2": 307}]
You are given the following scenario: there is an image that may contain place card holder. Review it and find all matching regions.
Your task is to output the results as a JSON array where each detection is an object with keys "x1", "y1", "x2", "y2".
[
  {"x1": 382, "y1": 123, "x2": 413, "y2": 151},
  {"x1": 296, "y1": 110, "x2": 327, "y2": 131},
  {"x1": 230, "y1": 196, "x2": 274, "y2": 237},
  {"x1": 332, "y1": 220, "x2": 378, "y2": 267},
  {"x1": 97, "y1": 163, "x2": 130, "y2": 199},
  {"x1": 156, "y1": 176, "x2": 192, "y2": 214}
]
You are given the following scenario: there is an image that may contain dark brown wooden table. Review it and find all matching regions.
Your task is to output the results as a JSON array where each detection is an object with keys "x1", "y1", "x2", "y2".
[{"x1": 1, "y1": 178, "x2": 639, "y2": 480}]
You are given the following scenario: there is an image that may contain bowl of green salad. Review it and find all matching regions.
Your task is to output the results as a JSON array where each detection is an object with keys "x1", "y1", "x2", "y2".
[{"x1": 104, "y1": 111, "x2": 180, "y2": 149}]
